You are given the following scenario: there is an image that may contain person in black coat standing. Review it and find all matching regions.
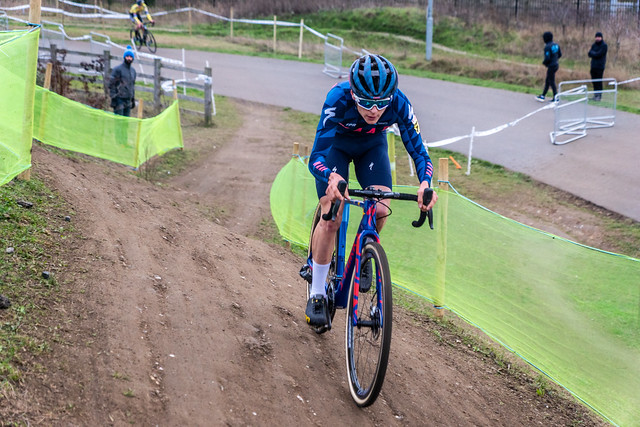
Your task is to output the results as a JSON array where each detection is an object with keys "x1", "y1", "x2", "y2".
[
  {"x1": 536, "y1": 31, "x2": 562, "y2": 103},
  {"x1": 588, "y1": 32, "x2": 608, "y2": 101},
  {"x1": 109, "y1": 45, "x2": 137, "y2": 116}
]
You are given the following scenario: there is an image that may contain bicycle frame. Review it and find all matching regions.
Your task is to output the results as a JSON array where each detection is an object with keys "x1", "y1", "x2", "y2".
[{"x1": 332, "y1": 198, "x2": 380, "y2": 316}]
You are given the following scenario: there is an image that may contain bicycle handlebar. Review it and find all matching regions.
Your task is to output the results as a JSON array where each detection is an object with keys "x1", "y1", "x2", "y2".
[
  {"x1": 321, "y1": 180, "x2": 434, "y2": 229},
  {"x1": 321, "y1": 181, "x2": 348, "y2": 222}
]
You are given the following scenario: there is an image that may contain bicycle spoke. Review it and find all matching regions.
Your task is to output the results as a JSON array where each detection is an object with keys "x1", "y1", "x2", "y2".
[{"x1": 346, "y1": 242, "x2": 392, "y2": 407}]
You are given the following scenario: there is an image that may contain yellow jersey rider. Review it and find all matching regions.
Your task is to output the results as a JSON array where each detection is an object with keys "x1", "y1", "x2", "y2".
[{"x1": 129, "y1": 0, "x2": 154, "y2": 31}]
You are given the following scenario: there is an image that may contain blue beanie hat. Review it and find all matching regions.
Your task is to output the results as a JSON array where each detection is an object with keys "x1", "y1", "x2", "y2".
[{"x1": 123, "y1": 45, "x2": 135, "y2": 60}]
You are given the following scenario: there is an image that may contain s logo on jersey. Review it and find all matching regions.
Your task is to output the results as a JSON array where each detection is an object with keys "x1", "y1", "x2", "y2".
[{"x1": 323, "y1": 107, "x2": 336, "y2": 127}]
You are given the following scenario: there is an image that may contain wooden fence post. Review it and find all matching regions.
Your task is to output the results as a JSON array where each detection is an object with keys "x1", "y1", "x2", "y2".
[
  {"x1": 203, "y1": 66, "x2": 212, "y2": 125},
  {"x1": 230, "y1": 7, "x2": 234, "y2": 38},
  {"x1": 433, "y1": 157, "x2": 450, "y2": 318},
  {"x1": 188, "y1": 3, "x2": 192, "y2": 36},
  {"x1": 18, "y1": 0, "x2": 42, "y2": 181},
  {"x1": 153, "y1": 58, "x2": 162, "y2": 114},
  {"x1": 37, "y1": 62, "x2": 53, "y2": 139},
  {"x1": 273, "y1": 15, "x2": 277, "y2": 53},
  {"x1": 103, "y1": 49, "x2": 111, "y2": 105},
  {"x1": 95, "y1": 0, "x2": 103, "y2": 32},
  {"x1": 50, "y1": 43, "x2": 58, "y2": 65},
  {"x1": 298, "y1": 19, "x2": 304, "y2": 59},
  {"x1": 43, "y1": 62, "x2": 53, "y2": 90},
  {"x1": 133, "y1": 99, "x2": 144, "y2": 168}
]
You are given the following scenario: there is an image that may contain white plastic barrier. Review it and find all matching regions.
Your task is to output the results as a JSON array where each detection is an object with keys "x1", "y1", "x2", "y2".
[
  {"x1": 558, "y1": 78, "x2": 617, "y2": 130},
  {"x1": 323, "y1": 33, "x2": 347, "y2": 78},
  {"x1": 550, "y1": 85, "x2": 588, "y2": 145}
]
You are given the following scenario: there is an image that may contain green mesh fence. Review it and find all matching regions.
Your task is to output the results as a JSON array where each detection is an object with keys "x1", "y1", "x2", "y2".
[
  {"x1": 271, "y1": 157, "x2": 640, "y2": 426},
  {"x1": 0, "y1": 29, "x2": 39, "y2": 186},
  {"x1": 33, "y1": 88, "x2": 184, "y2": 168}
]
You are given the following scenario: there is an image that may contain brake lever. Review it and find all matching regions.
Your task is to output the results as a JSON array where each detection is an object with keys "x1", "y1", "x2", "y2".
[
  {"x1": 411, "y1": 188, "x2": 434, "y2": 229},
  {"x1": 321, "y1": 180, "x2": 348, "y2": 222}
]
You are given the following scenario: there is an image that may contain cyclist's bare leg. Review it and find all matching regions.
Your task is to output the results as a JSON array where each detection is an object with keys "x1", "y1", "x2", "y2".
[{"x1": 311, "y1": 194, "x2": 344, "y2": 264}]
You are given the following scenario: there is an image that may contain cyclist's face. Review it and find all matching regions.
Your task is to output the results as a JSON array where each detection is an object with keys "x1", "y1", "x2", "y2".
[{"x1": 355, "y1": 103, "x2": 385, "y2": 124}]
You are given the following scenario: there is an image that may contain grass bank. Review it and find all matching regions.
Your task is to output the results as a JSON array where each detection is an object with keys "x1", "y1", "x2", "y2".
[{"x1": 0, "y1": 177, "x2": 73, "y2": 392}]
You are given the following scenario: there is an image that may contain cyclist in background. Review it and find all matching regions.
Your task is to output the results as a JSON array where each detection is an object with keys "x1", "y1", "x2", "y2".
[
  {"x1": 129, "y1": 0, "x2": 154, "y2": 31},
  {"x1": 305, "y1": 54, "x2": 438, "y2": 327}
]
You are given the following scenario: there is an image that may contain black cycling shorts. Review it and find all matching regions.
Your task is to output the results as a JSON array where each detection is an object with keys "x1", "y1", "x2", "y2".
[{"x1": 315, "y1": 131, "x2": 392, "y2": 199}]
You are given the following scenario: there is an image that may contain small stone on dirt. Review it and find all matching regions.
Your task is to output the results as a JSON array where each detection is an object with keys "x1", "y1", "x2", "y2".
[
  {"x1": 42, "y1": 271, "x2": 51, "y2": 279},
  {"x1": 16, "y1": 200, "x2": 33, "y2": 208},
  {"x1": 5, "y1": 247, "x2": 14, "y2": 254},
  {"x1": 0, "y1": 295, "x2": 11, "y2": 309}
]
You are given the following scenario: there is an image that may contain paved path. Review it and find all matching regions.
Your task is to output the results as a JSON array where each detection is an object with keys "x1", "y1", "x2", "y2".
[{"x1": 52, "y1": 41, "x2": 640, "y2": 222}]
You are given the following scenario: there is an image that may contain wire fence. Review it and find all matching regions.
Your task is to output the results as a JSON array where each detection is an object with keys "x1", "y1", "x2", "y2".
[{"x1": 445, "y1": 0, "x2": 640, "y2": 17}]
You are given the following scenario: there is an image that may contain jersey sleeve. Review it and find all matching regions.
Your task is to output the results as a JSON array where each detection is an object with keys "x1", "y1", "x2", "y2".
[
  {"x1": 308, "y1": 84, "x2": 347, "y2": 184},
  {"x1": 394, "y1": 90, "x2": 433, "y2": 185}
]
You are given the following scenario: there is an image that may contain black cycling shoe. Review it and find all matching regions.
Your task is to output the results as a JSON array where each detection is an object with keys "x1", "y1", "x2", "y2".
[
  {"x1": 359, "y1": 258, "x2": 373, "y2": 293},
  {"x1": 305, "y1": 294, "x2": 329, "y2": 327}
]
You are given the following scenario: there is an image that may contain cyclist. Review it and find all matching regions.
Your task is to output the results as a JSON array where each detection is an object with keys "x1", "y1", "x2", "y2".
[
  {"x1": 129, "y1": 0, "x2": 154, "y2": 33},
  {"x1": 305, "y1": 54, "x2": 438, "y2": 327}
]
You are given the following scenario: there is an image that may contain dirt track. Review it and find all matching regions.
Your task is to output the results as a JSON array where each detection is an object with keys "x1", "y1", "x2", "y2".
[{"x1": 8, "y1": 99, "x2": 605, "y2": 426}]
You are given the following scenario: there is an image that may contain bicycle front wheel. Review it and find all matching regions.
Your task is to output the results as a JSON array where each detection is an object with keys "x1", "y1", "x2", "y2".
[
  {"x1": 345, "y1": 241, "x2": 392, "y2": 407},
  {"x1": 145, "y1": 30, "x2": 157, "y2": 53}
]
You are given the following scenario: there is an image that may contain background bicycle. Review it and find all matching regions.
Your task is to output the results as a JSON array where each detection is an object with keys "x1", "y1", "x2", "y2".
[
  {"x1": 130, "y1": 20, "x2": 156, "y2": 54},
  {"x1": 301, "y1": 181, "x2": 433, "y2": 406}
]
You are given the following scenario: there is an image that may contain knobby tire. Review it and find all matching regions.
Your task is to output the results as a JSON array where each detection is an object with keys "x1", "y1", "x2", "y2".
[
  {"x1": 145, "y1": 30, "x2": 157, "y2": 53},
  {"x1": 345, "y1": 241, "x2": 392, "y2": 407}
]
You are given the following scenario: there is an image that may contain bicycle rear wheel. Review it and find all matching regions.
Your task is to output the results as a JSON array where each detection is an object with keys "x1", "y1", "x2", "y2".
[
  {"x1": 145, "y1": 29, "x2": 157, "y2": 53},
  {"x1": 129, "y1": 29, "x2": 142, "y2": 49},
  {"x1": 306, "y1": 203, "x2": 337, "y2": 334},
  {"x1": 345, "y1": 241, "x2": 392, "y2": 407}
]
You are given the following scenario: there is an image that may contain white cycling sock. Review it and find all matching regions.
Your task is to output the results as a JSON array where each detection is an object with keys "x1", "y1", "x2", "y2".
[{"x1": 310, "y1": 260, "x2": 330, "y2": 298}]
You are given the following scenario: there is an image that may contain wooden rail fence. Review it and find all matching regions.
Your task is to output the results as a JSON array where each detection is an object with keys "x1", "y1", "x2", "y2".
[{"x1": 39, "y1": 44, "x2": 214, "y2": 124}]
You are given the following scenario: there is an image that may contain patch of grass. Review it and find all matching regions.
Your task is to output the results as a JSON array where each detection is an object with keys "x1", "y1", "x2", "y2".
[
  {"x1": 112, "y1": 371, "x2": 130, "y2": 381},
  {"x1": 139, "y1": 95, "x2": 240, "y2": 184},
  {"x1": 536, "y1": 375, "x2": 550, "y2": 397},
  {"x1": 0, "y1": 177, "x2": 74, "y2": 390}
]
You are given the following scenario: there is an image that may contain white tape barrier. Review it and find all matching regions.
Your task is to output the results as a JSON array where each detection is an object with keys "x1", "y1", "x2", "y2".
[
  {"x1": 2, "y1": 2, "x2": 365, "y2": 53},
  {"x1": 616, "y1": 77, "x2": 640, "y2": 86},
  {"x1": 424, "y1": 102, "x2": 556, "y2": 175},
  {"x1": 16, "y1": 14, "x2": 185, "y2": 67}
]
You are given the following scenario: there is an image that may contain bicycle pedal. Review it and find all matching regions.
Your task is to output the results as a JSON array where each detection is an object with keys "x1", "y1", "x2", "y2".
[{"x1": 299, "y1": 264, "x2": 312, "y2": 283}]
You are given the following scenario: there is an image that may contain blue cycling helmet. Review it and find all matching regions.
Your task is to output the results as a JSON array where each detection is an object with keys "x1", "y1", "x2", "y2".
[{"x1": 349, "y1": 54, "x2": 398, "y2": 99}]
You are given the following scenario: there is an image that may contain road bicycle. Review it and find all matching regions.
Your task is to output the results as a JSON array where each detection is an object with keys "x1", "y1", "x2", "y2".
[
  {"x1": 300, "y1": 180, "x2": 433, "y2": 407},
  {"x1": 130, "y1": 21, "x2": 157, "y2": 54}
]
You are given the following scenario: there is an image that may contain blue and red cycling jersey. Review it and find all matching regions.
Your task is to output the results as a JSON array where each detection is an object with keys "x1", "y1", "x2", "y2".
[{"x1": 309, "y1": 81, "x2": 433, "y2": 186}]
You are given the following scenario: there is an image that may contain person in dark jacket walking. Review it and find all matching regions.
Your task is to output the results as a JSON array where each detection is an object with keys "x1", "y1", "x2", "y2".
[
  {"x1": 109, "y1": 45, "x2": 137, "y2": 116},
  {"x1": 588, "y1": 32, "x2": 608, "y2": 101},
  {"x1": 536, "y1": 31, "x2": 562, "y2": 103}
]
